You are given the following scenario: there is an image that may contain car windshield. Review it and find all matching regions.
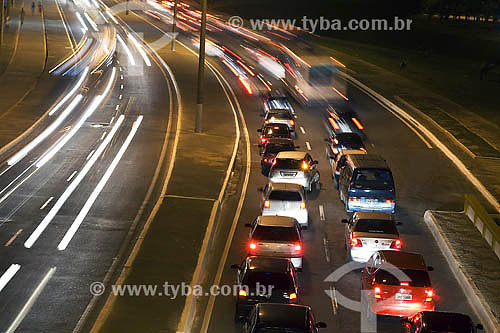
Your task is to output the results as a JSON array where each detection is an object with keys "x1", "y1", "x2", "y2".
[
  {"x1": 243, "y1": 272, "x2": 293, "y2": 290},
  {"x1": 354, "y1": 219, "x2": 397, "y2": 234},
  {"x1": 274, "y1": 159, "x2": 303, "y2": 170},
  {"x1": 263, "y1": 126, "x2": 290, "y2": 137},
  {"x1": 353, "y1": 169, "x2": 394, "y2": 189},
  {"x1": 375, "y1": 269, "x2": 431, "y2": 287},
  {"x1": 423, "y1": 313, "x2": 473, "y2": 332},
  {"x1": 269, "y1": 190, "x2": 302, "y2": 201},
  {"x1": 265, "y1": 144, "x2": 295, "y2": 155},
  {"x1": 266, "y1": 112, "x2": 292, "y2": 120},
  {"x1": 252, "y1": 226, "x2": 300, "y2": 242}
]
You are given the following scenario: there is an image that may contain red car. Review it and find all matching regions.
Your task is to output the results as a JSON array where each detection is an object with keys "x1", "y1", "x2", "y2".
[{"x1": 361, "y1": 250, "x2": 435, "y2": 317}]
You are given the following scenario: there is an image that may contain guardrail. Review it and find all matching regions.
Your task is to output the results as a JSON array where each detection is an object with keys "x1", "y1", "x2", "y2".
[{"x1": 464, "y1": 194, "x2": 500, "y2": 260}]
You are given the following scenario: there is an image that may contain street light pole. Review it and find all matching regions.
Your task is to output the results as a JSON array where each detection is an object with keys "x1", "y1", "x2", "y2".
[
  {"x1": 0, "y1": 0, "x2": 4, "y2": 47},
  {"x1": 195, "y1": 0, "x2": 207, "y2": 133},
  {"x1": 171, "y1": 0, "x2": 177, "y2": 51}
]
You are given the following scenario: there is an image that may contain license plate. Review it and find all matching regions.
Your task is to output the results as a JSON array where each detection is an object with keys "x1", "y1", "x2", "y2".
[
  {"x1": 395, "y1": 293, "x2": 412, "y2": 301},
  {"x1": 365, "y1": 199, "x2": 378, "y2": 204},
  {"x1": 281, "y1": 172, "x2": 297, "y2": 177}
]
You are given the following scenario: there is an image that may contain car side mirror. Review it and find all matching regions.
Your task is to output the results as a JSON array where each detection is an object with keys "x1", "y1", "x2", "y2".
[
  {"x1": 341, "y1": 219, "x2": 349, "y2": 224},
  {"x1": 230, "y1": 264, "x2": 239, "y2": 269},
  {"x1": 258, "y1": 187, "x2": 264, "y2": 192},
  {"x1": 316, "y1": 322, "x2": 327, "y2": 329},
  {"x1": 324, "y1": 138, "x2": 329, "y2": 143},
  {"x1": 427, "y1": 266, "x2": 434, "y2": 272},
  {"x1": 312, "y1": 160, "x2": 319, "y2": 165},
  {"x1": 476, "y1": 324, "x2": 484, "y2": 330},
  {"x1": 244, "y1": 223, "x2": 253, "y2": 228},
  {"x1": 260, "y1": 113, "x2": 265, "y2": 117},
  {"x1": 257, "y1": 129, "x2": 262, "y2": 133}
]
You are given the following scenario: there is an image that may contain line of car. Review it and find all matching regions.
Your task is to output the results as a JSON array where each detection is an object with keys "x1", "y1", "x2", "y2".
[{"x1": 230, "y1": 93, "x2": 484, "y2": 332}]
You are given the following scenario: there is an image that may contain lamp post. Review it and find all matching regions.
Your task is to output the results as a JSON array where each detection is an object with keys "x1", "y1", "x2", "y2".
[
  {"x1": 195, "y1": 0, "x2": 207, "y2": 133},
  {"x1": 171, "y1": 0, "x2": 177, "y2": 51}
]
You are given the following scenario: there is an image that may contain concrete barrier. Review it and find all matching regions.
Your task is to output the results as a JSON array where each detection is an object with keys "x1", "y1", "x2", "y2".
[{"x1": 464, "y1": 194, "x2": 500, "y2": 260}]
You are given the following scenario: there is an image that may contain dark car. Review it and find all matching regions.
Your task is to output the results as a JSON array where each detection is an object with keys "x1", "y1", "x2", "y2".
[
  {"x1": 231, "y1": 256, "x2": 299, "y2": 321},
  {"x1": 324, "y1": 104, "x2": 365, "y2": 139},
  {"x1": 261, "y1": 138, "x2": 297, "y2": 176},
  {"x1": 402, "y1": 311, "x2": 484, "y2": 332},
  {"x1": 258, "y1": 124, "x2": 292, "y2": 147},
  {"x1": 325, "y1": 132, "x2": 366, "y2": 161},
  {"x1": 245, "y1": 303, "x2": 327, "y2": 333},
  {"x1": 263, "y1": 109, "x2": 296, "y2": 137}
]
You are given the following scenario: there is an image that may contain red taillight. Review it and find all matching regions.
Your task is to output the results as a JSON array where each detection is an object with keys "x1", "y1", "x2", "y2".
[
  {"x1": 425, "y1": 289, "x2": 433, "y2": 302},
  {"x1": 263, "y1": 158, "x2": 268, "y2": 163},
  {"x1": 328, "y1": 117, "x2": 339, "y2": 130},
  {"x1": 373, "y1": 286, "x2": 382, "y2": 299},
  {"x1": 264, "y1": 200, "x2": 270, "y2": 208},
  {"x1": 352, "y1": 117, "x2": 364, "y2": 130},
  {"x1": 348, "y1": 197, "x2": 360, "y2": 202},
  {"x1": 294, "y1": 243, "x2": 302, "y2": 252},
  {"x1": 260, "y1": 137, "x2": 267, "y2": 144},
  {"x1": 350, "y1": 237, "x2": 362, "y2": 247},
  {"x1": 300, "y1": 202, "x2": 306, "y2": 210},
  {"x1": 301, "y1": 161, "x2": 309, "y2": 170},
  {"x1": 391, "y1": 239, "x2": 402, "y2": 249},
  {"x1": 289, "y1": 120, "x2": 295, "y2": 126},
  {"x1": 239, "y1": 290, "x2": 247, "y2": 297},
  {"x1": 289, "y1": 292, "x2": 297, "y2": 300},
  {"x1": 249, "y1": 242, "x2": 257, "y2": 250},
  {"x1": 385, "y1": 199, "x2": 395, "y2": 204}
]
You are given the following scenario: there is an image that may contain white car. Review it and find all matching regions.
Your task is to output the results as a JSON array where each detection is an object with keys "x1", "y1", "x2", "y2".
[
  {"x1": 260, "y1": 182, "x2": 308, "y2": 228},
  {"x1": 268, "y1": 151, "x2": 320, "y2": 192},
  {"x1": 342, "y1": 212, "x2": 402, "y2": 262}
]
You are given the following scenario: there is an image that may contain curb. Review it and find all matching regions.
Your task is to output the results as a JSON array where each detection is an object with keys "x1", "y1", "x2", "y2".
[{"x1": 424, "y1": 210, "x2": 499, "y2": 332}]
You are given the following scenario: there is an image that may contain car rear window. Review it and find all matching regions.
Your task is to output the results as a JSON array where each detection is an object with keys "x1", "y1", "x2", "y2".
[
  {"x1": 264, "y1": 144, "x2": 295, "y2": 155},
  {"x1": 253, "y1": 226, "x2": 300, "y2": 242},
  {"x1": 263, "y1": 126, "x2": 290, "y2": 137},
  {"x1": 269, "y1": 190, "x2": 302, "y2": 201},
  {"x1": 266, "y1": 112, "x2": 292, "y2": 120},
  {"x1": 424, "y1": 313, "x2": 473, "y2": 332},
  {"x1": 375, "y1": 269, "x2": 431, "y2": 287},
  {"x1": 243, "y1": 272, "x2": 293, "y2": 290},
  {"x1": 354, "y1": 219, "x2": 397, "y2": 234},
  {"x1": 353, "y1": 169, "x2": 394, "y2": 189},
  {"x1": 274, "y1": 159, "x2": 302, "y2": 170}
]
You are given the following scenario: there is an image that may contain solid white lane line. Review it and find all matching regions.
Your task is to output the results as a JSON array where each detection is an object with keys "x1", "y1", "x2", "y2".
[
  {"x1": 24, "y1": 116, "x2": 124, "y2": 249},
  {"x1": 0, "y1": 264, "x2": 21, "y2": 293},
  {"x1": 40, "y1": 197, "x2": 54, "y2": 210},
  {"x1": 6, "y1": 267, "x2": 56, "y2": 333},
  {"x1": 8, "y1": 95, "x2": 83, "y2": 166},
  {"x1": 116, "y1": 34, "x2": 136, "y2": 66},
  {"x1": 319, "y1": 205, "x2": 325, "y2": 221},
  {"x1": 329, "y1": 285, "x2": 338, "y2": 315},
  {"x1": 4, "y1": 229, "x2": 23, "y2": 246},
  {"x1": 323, "y1": 237, "x2": 330, "y2": 263},
  {"x1": 110, "y1": 116, "x2": 115, "y2": 124},
  {"x1": 67, "y1": 170, "x2": 78, "y2": 182},
  {"x1": 300, "y1": 126, "x2": 306, "y2": 134},
  {"x1": 58, "y1": 116, "x2": 143, "y2": 250},
  {"x1": 306, "y1": 141, "x2": 312, "y2": 151},
  {"x1": 0, "y1": 169, "x2": 37, "y2": 205}
]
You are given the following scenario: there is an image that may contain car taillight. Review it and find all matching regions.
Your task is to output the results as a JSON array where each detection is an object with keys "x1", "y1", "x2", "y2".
[
  {"x1": 425, "y1": 289, "x2": 433, "y2": 302},
  {"x1": 373, "y1": 286, "x2": 382, "y2": 299},
  {"x1": 249, "y1": 242, "x2": 257, "y2": 250},
  {"x1": 289, "y1": 120, "x2": 295, "y2": 126},
  {"x1": 272, "y1": 159, "x2": 277, "y2": 166},
  {"x1": 400, "y1": 282, "x2": 409, "y2": 286},
  {"x1": 385, "y1": 199, "x2": 395, "y2": 204},
  {"x1": 239, "y1": 290, "x2": 247, "y2": 297},
  {"x1": 264, "y1": 200, "x2": 270, "y2": 208},
  {"x1": 350, "y1": 237, "x2": 363, "y2": 247},
  {"x1": 300, "y1": 202, "x2": 306, "y2": 210},
  {"x1": 294, "y1": 243, "x2": 302, "y2": 252},
  {"x1": 348, "y1": 197, "x2": 360, "y2": 202},
  {"x1": 328, "y1": 117, "x2": 339, "y2": 130},
  {"x1": 301, "y1": 161, "x2": 309, "y2": 170},
  {"x1": 390, "y1": 239, "x2": 402, "y2": 249},
  {"x1": 260, "y1": 137, "x2": 267, "y2": 144},
  {"x1": 289, "y1": 292, "x2": 297, "y2": 300},
  {"x1": 351, "y1": 117, "x2": 364, "y2": 130}
]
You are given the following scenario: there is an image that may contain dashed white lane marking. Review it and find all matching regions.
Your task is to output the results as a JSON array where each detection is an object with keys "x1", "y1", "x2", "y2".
[
  {"x1": 329, "y1": 285, "x2": 338, "y2": 315},
  {"x1": 67, "y1": 171, "x2": 78, "y2": 182},
  {"x1": 323, "y1": 237, "x2": 330, "y2": 263},
  {"x1": 306, "y1": 141, "x2": 312, "y2": 151},
  {"x1": 120, "y1": 84, "x2": 124, "y2": 89},
  {"x1": 40, "y1": 197, "x2": 54, "y2": 210},
  {"x1": 6, "y1": 267, "x2": 56, "y2": 333},
  {"x1": 86, "y1": 150, "x2": 95, "y2": 161},
  {"x1": 319, "y1": 205, "x2": 325, "y2": 221},
  {"x1": 119, "y1": 67, "x2": 122, "y2": 71},
  {"x1": 115, "y1": 104, "x2": 120, "y2": 111},
  {"x1": 120, "y1": 75, "x2": 124, "y2": 80},
  {"x1": 0, "y1": 264, "x2": 21, "y2": 292},
  {"x1": 100, "y1": 131, "x2": 107, "y2": 140},
  {"x1": 110, "y1": 116, "x2": 115, "y2": 124},
  {"x1": 300, "y1": 126, "x2": 306, "y2": 134},
  {"x1": 4, "y1": 230, "x2": 22, "y2": 247},
  {"x1": 119, "y1": 94, "x2": 123, "y2": 100}
]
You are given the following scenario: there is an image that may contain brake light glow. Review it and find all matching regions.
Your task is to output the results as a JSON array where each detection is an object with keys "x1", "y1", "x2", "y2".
[
  {"x1": 328, "y1": 117, "x2": 339, "y2": 130},
  {"x1": 425, "y1": 289, "x2": 433, "y2": 302},
  {"x1": 239, "y1": 290, "x2": 247, "y2": 297},
  {"x1": 391, "y1": 239, "x2": 402, "y2": 249},
  {"x1": 249, "y1": 242, "x2": 257, "y2": 250},
  {"x1": 301, "y1": 161, "x2": 309, "y2": 170},
  {"x1": 289, "y1": 292, "x2": 297, "y2": 300},
  {"x1": 238, "y1": 76, "x2": 253, "y2": 95},
  {"x1": 260, "y1": 137, "x2": 267, "y2": 144},
  {"x1": 400, "y1": 282, "x2": 409, "y2": 286},
  {"x1": 385, "y1": 199, "x2": 395, "y2": 204},
  {"x1": 351, "y1": 117, "x2": 364, "y2": 130},
  {"x1": 263, "y1": 158, "x2": 268, "y2": 163},
  {"x1": 264, "y1": 200, "x2": 270, "y2": 208},
  {"x1": 350, "y1": 237, "x2": 363, "y2": 247},
  {"x1": 289, "y1": 120, "x2": 295, "y2": 126},
  {"x1": 294, "y1": 243, "x2": 302, "y2": 251},
  {"x1": 374, "y1": 286, "x2": 381, "y2": 299},
  {"x1": 300, "y1": 202, "x2": 306, "y2": 210},
  {"x1": 348, "y1": 197, "x2": 360, "y2": 202},
  {"x1": 272, "y1": 159, "x2": 277, "y2": 166}
]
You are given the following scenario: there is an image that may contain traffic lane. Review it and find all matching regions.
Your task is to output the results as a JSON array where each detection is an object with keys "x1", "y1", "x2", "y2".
[{"x1": 0, "y1": 50, "x2": 171, "y2": 330}]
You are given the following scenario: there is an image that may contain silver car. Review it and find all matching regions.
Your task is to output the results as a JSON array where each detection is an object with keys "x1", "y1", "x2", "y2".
[
  {"x1": 331, "y1": 149, "x2": 367, "y2": 188},
  {"x1": 245, "y1": 216, "x2": 303, "y2": 270},
  {"x1": 342, "y1": 212, "x2": 402, "y2": 262},
  {"x1": 268, "y1": 152, "x2": 320, "y2": 192},
  {"x1": 260, "y1": 183, "x2": 308, "y2": 228}
]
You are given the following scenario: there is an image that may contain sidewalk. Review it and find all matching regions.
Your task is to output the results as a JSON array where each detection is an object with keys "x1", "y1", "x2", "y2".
[{"x1": 0, "y1": 0, "x2": 73, "y2": 154}]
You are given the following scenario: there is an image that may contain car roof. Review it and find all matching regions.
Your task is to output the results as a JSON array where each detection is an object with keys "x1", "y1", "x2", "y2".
[
  {"x1": 257, "y1": 215, "x2": 298, "y2": 227},
  {"x1": 379, "y1": 250, "x2": 427, "y2": 271},
  {"x1": 256, "y1": 303, "x2": 310, "y2": 328},
  {"x1": 347, "y1": 154, "x2": 389, "y2": 169},
  {"x1": 268, "y1": 182, "x2": 305, "y2": 193},
  {"x1": 276, "y1": 151, "x2": 308, "y2": 159},
  {"x1": 247, "y1": 256, "x2": 291, "y2": 272},
  {"x1": 354, "y1": 212, "x2": 393, "y2": 221}
]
